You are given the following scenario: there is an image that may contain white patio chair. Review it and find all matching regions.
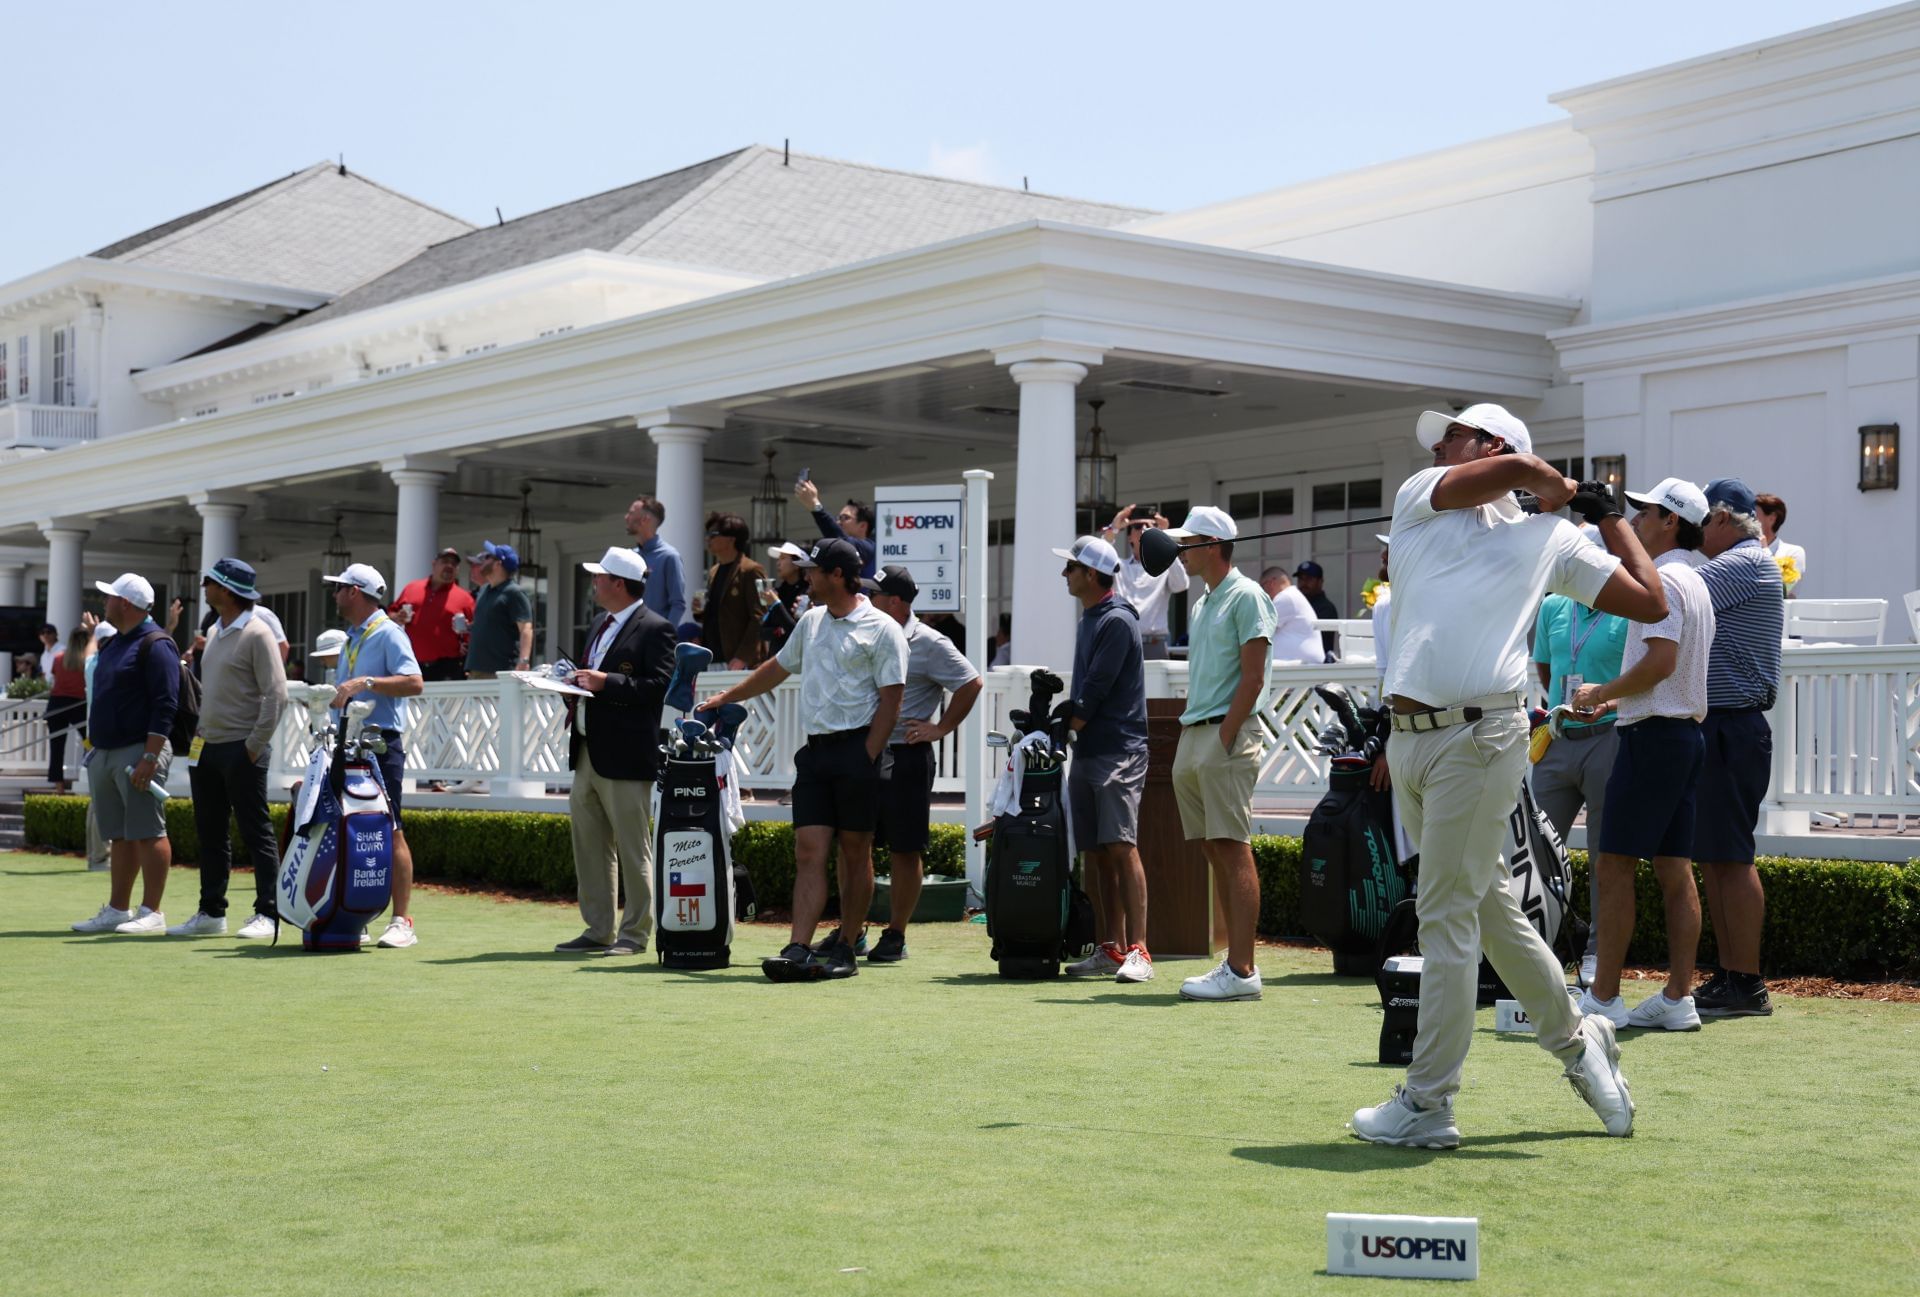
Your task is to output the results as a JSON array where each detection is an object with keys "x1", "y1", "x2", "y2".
[
  {"x1": 1784, "y1": 598, "x2": 1887, "y2": 645},
  {"x1": 1322, "y1": 618, "x2": 1375, "y2": 663},
  {"x1": 1903, "y1": 590, "x2": 1920, "y2": 643}
]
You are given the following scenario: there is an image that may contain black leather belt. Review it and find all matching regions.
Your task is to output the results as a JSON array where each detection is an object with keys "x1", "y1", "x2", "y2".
[
  {"x1": 1184, "y1": 716, "x2": 1224, "y2": 728},
  {"x1": 1560, "y1": 721, "x2": 1614, "y2": 742},
  {"x1": 807, "y1": 727, "x2": 868, "y2": 748}
]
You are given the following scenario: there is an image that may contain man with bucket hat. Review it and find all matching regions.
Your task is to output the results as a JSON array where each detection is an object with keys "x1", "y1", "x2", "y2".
[
  {"x1": 1349, "y1": 402, "x2": 1670, "y2": 1149},
  {"x1": 168, "y1": 559, "x2": 289, "y2": 938}
]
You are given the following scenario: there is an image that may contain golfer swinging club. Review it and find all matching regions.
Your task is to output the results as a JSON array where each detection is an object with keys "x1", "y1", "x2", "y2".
[{"x1": 1349, "y1": 403, "x2": 1668, "y2": 1148}]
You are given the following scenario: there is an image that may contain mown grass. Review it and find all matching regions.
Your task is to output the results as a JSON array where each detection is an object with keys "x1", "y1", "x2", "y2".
[{"x1": 2, "y1": 851, "x2": 1915, "y2": 1296}]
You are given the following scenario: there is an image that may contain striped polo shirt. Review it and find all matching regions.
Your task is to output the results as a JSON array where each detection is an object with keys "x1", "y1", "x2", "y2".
[{"x1": 1696, "y1": 538, "x2": 1783, "y2": 710}]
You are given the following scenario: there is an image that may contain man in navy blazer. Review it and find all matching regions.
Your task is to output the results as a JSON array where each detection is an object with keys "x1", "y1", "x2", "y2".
[{"x1": 557, "y1": 546, "x2": 676, "y2": 956}]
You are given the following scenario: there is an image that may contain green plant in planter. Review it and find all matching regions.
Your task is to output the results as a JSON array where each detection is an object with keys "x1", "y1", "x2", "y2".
[{"x1": 6, "y1": 675, "x2": 50, "y2": 700}]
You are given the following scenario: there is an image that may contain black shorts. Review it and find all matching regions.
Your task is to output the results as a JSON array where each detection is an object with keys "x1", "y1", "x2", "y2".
[
  {"x1": 1596, "y1": 716, "x2": 1704, "y2": 861},
  {"x1": 421, "y1": 657, "x2": 466, "y2": 682},
  {"x1": 876, "y1": 742, "x2": 936, "y2": 855},
  {"x1": 1692, "y1": 708, "x2": 1772, "y2": 863},
  {"x1": 791, "y1": 730, "x2": 881, "y2": 833},
  {"x1": 376, "y1": 734, "x2": 406, "y2": 827}
]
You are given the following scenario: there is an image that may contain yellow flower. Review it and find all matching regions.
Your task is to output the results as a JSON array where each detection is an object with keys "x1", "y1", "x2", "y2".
[
  {"x1": 1362, "y1": 581, "x2": 1389, "y2": 610},
  {"x1": 1774, "y1": 554, "x2": 1801, "y2": 589}
]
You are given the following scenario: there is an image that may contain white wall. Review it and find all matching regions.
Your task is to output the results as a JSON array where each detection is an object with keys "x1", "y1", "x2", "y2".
[{"x1": 99, "y1": 294, "x2": 284, "y2": 434}]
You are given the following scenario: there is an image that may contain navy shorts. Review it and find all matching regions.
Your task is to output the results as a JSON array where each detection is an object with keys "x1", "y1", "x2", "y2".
[
  {"x1": 1692, "y1": 708, "x2": 1772, "y2": 863},
  {"x1": 792, "y1": 730, "x2": 882, "y2": 834},
  {"x1": 876, "y1": 742, "x2": 935, "y2": 855},
  {"x1": 1596, "y1": 716, "x2": 1704, "y2": 861},
  {"x1": 376, "y1": 733, "x2": 406, "y2": 827}
]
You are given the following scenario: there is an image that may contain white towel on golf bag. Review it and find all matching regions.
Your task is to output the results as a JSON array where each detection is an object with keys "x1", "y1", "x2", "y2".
[
  {"x1": 714, "y1": 749, "x2": 745, "y2": 838},
  {"x1": 988, "y1": 732, "x2": 1056, "y2": 818}
]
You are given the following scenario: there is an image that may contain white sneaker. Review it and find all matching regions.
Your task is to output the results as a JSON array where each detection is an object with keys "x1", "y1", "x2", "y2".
[
  {"x1": 165, "y1": 911, "x2": 227, "y2": 936},
  {"x1": 72, "y1": 904, "x2": 133, "y2": 933},
  {"x1": 1626, "y1": 991, "x2": 1701, "y2": 1032},
  {"x1": 1579, "y1": 954, "x2": 1598, "y2": 988},
  {"x1": 376, "y1": 916, "x2": 417, "y2": 948},
  {"x1": 1350, "y1": 1085, "x2": 1461, "y2": 1149},
  {"x1": 1179, "y1": 958, "x2": 1262, "y2": 1002},
  {"x1": 114, "y1": 906, "x2": 167, "y2": 935},
  {"x1": 1115, "y1": 946, "x2": 1154, "y2": 984},
  {"x1": 1563, "y1": 1015, "x2": 1635, "y2": 1136},
  {"x1": 235, "y1": 913, "x2": 277, "y2": 940},
  {"x1": 1576, "y1": 987, "x2": 1630, "y2": 1028},
  {"x1": 1066, "y1": 943, "x2": 1123, "y2": 977}
]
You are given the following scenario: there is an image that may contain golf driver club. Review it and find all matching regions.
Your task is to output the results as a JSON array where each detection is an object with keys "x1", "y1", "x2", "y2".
[{"x1": 1137, "y1": 515, "x2": 1394, "y2": 578}]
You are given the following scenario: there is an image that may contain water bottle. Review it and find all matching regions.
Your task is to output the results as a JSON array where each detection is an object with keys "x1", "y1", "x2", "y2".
[{"x1": 125, "y1": 763, "x2": 170, "y2": 805}]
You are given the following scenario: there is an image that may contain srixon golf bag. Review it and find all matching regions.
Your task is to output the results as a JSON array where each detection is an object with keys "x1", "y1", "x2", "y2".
[
  {"x1": 276, "y1": 722, "x2": 395, "y2": 952},
  {"x1": 652, "y1": 754, "x2": 738, "y2": 969},
  {"x1": 1303, "y1": 686, "x2": 1412, "y2": 976},
  {"x1": 985, "y1": 670, "x2": 1095, "y2": 979}
]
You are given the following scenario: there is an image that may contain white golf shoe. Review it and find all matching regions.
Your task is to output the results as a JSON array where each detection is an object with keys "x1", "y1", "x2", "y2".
[
  {"x1": 1563, "y1": 1016, "x2": 1635, "y2": 1136},
  {"x1": 72, "y1": 904, "x2": 133, "y2": 933},
  {"x1": 1115, "y1": 946, "x2": 1154, "y2": 984},
  {"x1": 1626, "y1": 991, "x2": 1702, "y2": 1032},
  {"x1": 376, "y1": 916, "x2": 417, "y2": 948},
  {"x1": 113, "y1": 906, "x2": 167, "y2": 935},
  {"x1": 1576, "y1": 987, "x2": 1630, "y2": 1029},
  {"x1": 1066, "y1": 943, "x2": 1123, "y2": 977},
  {"x1": 1350, "y1": 1086, "x2": 1461, "y2": 1150},
  {"x1": 235, "y1": 914, "x2": 277, "y2": 940},
  {"x1": 1179, "y1": 958, "x2": 1262, "y2": 1002},
  {"x1": 165, "y1": 911, "x2": 227, "y2": 936}
]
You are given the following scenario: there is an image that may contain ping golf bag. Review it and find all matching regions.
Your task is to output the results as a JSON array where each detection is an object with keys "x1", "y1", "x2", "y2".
[
  {"x1": 276, "y1": 717, "x2": 395, "y2": 952},
  {"x1": 1477, "y1": 778, "x2": 1581, "y2": 1004},
  {"x1": 652, "y1": 754, "x2": 738, "y2": 969},
  {"x1": 1304, "y1": 685, "x2": 1412, "y2": 975},
  {"x1": 984, "y1": 670, "x2": 1095, "y2": 979}
]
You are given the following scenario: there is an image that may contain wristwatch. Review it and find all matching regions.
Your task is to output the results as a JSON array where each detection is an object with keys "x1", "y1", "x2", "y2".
[{"x1": 138, "y1": 752, "x2": 158, "y2": 765}]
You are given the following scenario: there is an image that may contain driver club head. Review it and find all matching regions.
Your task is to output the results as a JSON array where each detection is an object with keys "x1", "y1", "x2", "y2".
[{"x1": 1137, "y1": 526, "x2": 1187, "y2": 578}]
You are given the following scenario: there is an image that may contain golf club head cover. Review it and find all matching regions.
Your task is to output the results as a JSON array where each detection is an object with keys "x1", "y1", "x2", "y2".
[
  {"x1": 664, "y1": 641, "x2": 714, "y2": 713},
  {"x1": 697, "y1": 701, "x2": 748, "y2": 746},
  {"x1": 1567, "y1": 480, "x2": 1622, "y2": 524},
  {"x1": 1313, "y1": 683, "x2": 1366, "y2": 743},
  {"x1": 676, "y1": 717, "x2": 710, "y2": 746}
]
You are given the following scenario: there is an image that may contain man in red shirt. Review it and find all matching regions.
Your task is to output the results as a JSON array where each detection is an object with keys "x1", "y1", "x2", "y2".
[{"x1": 389, "y1": 547, "x2": 475, "y2": 681}]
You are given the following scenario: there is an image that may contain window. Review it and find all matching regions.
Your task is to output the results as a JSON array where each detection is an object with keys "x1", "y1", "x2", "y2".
[
  {"x1": 1542, "y1": 454, "x2": 1585, "y2": 480},
  {"x1": 251, "y1": 388, "x2": 297, "y2": 406},
  {"x1": 373, "y1": 361, "x2": 413, "y2": 376},
  {"x1": 49, "y1": 326, "x2": 74, "y2": 406},
  {"x1": 1306, "y1": 478, "x2": 1384, "y2": 618},
  {"x1": 191, "y1": 403, "x2": 219, "y2": 418},
  {"x1": 261, "y1": 590, "x2": 308, "y2": 672},
  {"x1": 0, "y1": 340, "x2": 7, "y2": 403},
  {"x1": 463, "y1": 342, "x2": 497, "y2": 356},
  {"x1": 537, "y1": 325, "x2": 573, "y2": 338},
  {"x1": 16, "y1": 333, "x2": 28, "y2": 399}
]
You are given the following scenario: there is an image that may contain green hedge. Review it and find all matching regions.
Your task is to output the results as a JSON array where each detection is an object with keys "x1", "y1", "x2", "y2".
[{"x1": 26, "y1": 795, "x2": 1918, "y2": 978}]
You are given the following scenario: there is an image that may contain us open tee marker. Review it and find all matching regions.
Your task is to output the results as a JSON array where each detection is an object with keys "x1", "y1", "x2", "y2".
[{"x1": 1327, "y1": 1213, "x2": 1478, "y2": 1280}]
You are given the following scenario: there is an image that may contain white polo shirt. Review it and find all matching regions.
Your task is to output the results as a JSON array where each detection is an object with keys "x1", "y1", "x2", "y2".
[
  {"x1": 1115, "y1": 555, "x2": 1189, "y2": 642},
  {"x1": 775, "y1": 597, "x2": 909, "y2": 736},
  {"x1": 1384, "y1": 466, "x2": 1619, "y2": 707},
  {"x1": 1617, "y1": 550, "x2": 1716, "y2": 726},
  {"x1": 1269, "y1": 585, "x2": 1321, "y2": 664}
]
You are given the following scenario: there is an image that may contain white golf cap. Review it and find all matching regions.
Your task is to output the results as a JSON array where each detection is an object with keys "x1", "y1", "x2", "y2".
[
  {"x1": 767, "y1": 540, "x2": 809, "y2": 561},
  {"x1": 1050, "y1": 535, "x2": 1122, "y2": 575},
  {"x1": 1165, "y1": 506, "x2": 1237, "y2": 541},
  {"x1": 94, "y1": 573, "x2": 154, "y2": 610},
  {"x1": 1625, "y1": 477, "x2": 1709, "y2": 525},
  {"x1": 311, "y1": 628, "x2": 349, "y2": 658},
  {"x1": 93, "y1": 622, "x2": 117, "y2": 643},
  {"x1": 581, "y1": 545, "x2": 648, "y2": 582},
  {"x1": 1414, "y1": 402, "x2": 1533, "y2": 456},
  {"x1": 322, "y1": 563, "x2": 387, "y2": 600},
  {"x1": 1376, "y1": 533, "x2": 1393, "y2": 546}
]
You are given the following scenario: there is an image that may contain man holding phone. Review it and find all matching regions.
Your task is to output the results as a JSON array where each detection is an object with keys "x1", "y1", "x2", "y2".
[
  {"x1": 389, "y1": 547, "x2": 475, "y2": 681},
  {"x1": 1105, "y1": 503, "x2": 1189, "y2": 660},
  {"x1": 794, "y1": 473, "x2": 877, "y2": 578}
]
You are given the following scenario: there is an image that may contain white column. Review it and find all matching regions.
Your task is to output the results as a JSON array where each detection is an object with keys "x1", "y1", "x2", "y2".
[
  {"x1": 75, "y1": 301, "x2": 105, "y2": 408},
  {"x1": 39, "y1": 523, "x2": 88, "y2": 641},
  {"x1": 641, "y1": 410, "x2": 723, "y2": 571},
  {"x1": 388, "y1": 468, "x2": 447, "y2": 595},
  {"x1": 0, "y1": 562, "x2": 24, "y2": 682},
  {"x1": 192, "y1": 497, "x2": 246, "y2": 625},
  {"x1": 961, "y1": 469, "x2": 995, "y2": 899},
  {"x1": 1004, "y1": 357, "x2": 1090, "y2": 670}
]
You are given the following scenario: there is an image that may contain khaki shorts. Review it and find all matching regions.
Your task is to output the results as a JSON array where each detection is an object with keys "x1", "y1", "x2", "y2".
[{"x1": 1172, "y1": 721, "x2": 1260, "y2": 843}]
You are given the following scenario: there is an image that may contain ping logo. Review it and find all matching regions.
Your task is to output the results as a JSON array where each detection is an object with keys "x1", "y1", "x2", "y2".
[{"x1": 674, "y1": 786, "x2": 708, "y2": 798}]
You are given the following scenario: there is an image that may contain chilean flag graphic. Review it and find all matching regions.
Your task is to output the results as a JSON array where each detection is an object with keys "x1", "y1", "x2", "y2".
[{"x1": 669, "y1": 871, "x2": 706, "y2": 898}]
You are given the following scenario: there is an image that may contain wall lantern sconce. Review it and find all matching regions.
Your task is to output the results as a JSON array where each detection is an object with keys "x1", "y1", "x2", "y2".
[
  {"x1": 1076, "y1": 398, "x2": 1117, "y2": 515},
  {"x1": 1589, "y1": 454, "x2": 1626, "y2": 496},
  {"x1": 1859, "y1": 424, "x2": 1898, "y2": 492}
]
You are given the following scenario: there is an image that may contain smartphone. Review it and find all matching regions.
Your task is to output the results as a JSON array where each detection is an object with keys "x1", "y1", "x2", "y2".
[
  {"x1": 795, "y1": 466, "x2": 811, "y2": 489},
  {"x1": 755, "y1": 576, "x2": 770, "y2": 598},
  {"x1": 1130, "y1": 503, "x2": 1158, "y2": 520}
]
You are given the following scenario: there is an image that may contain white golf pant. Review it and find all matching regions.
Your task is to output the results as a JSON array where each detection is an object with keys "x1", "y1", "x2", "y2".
[{"x1": 1390, "y1": 703, "x2": 1583, "y2": 1106}]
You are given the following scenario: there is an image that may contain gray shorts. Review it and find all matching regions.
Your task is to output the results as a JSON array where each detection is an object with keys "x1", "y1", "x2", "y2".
[
  {"x1": 1067, "y1": 749, "x2": 1148, "y2": 848},
  {"x1": 87, "y1": 741, "x2": 173, "y2": 841}
]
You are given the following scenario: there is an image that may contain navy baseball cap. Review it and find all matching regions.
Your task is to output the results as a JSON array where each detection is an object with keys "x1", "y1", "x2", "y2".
[
  {"x1": 797, "y1": 537, "x2": 863, "y2": 577},
  {"x1": 1293, "y1": 560, "x2": 1325, "y2": 579},
  {"x1": 468, "y1": 539, "x2": 521, "y2": 572},
  {"x1": 1703, "y1": 478, "x2": 1757, "y2": 516}
]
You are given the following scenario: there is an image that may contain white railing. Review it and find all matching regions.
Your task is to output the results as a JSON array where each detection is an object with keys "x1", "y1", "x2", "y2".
[
  {"x1": 9, "y1": 645, "x2": 1920, "y2": 830},
  {"x1": 0, "y1": 403, "x2": 98, "y2": 448}
]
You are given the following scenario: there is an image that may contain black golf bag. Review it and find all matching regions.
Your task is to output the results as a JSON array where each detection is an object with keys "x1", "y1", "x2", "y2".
[
  {"x1": 1301, "y1": 759, "x2": 1411, "y2": 976},
  {"x1": 984, "y1": 670, "x2": 1094, "y2": 979},
  {"x1": 653, "y1": 754, "x2": 745, "y2": 970},
  {"x1": 1476, "y1": 779, "x2": 1582, "y2": 1004}
]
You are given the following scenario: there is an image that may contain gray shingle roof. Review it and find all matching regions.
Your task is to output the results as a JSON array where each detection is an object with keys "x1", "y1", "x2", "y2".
[
  {"x1": 97, "y1": 162, "x2": 474, "y2": 295},
  {"x1": 277, "y1": 151, "x2": 746, "y2": 333}
]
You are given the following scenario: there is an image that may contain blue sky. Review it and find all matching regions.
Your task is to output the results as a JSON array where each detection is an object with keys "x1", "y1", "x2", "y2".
[{"x1": 4, "y1": 0, "x2": 1883, "y2": 284}]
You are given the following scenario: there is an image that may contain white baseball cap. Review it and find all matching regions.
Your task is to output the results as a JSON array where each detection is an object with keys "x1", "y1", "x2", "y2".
[
  {"x1": 1164, "y1": 506, "x2": 1237, "y2": 542},
  {"x1": 1050, "y1": 535, "x2": 1122, "y2": 575},
  {"x1": 311, "y1": 628, "x2": 349, "y2": 658},
  {"x1": 1625, "y1": 477, "x2": 1709, "y2": 525},
  {"x1": 93, "y1": 622, "x2": 117, "y2": 643},
  {"x1": 322, "y1": 563, "x2": 387, "y2": 600},
  {"x1": 767, "y1": 541, "x2": 809, "y2": 561},
  {"x1": 1375, "y1": 533, "x2": 1393, "y2": 546},
  {"x1": 94, "y1": 573, "x2": 154, "y2": 610},
  {"x1": 1414, "y1": 403, "x2": 1533, "y2": 457},
  {"x1": 581, "y1": 545, "x2": 649, "y2": 582}
]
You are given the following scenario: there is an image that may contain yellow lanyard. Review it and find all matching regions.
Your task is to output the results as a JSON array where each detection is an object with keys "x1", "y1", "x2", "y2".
[{"x1": 343, "y1": 612, "x2": 388, "y2": 680}]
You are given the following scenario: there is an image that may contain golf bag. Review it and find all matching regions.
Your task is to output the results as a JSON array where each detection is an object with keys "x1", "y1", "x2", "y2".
[
  {"x1": 276, "y1": 740, "x2": 395, "y2": 952},
  {"x1": 984, "y1": 671, "x2": 1095, "y2": 979},
  {"x1": 1477, "y1": 779, "x2": 1581, "y2": 1003},
  {"x1": 1301, "y1": 759, "x2": 1411, "y2": 976},
  {"x1": 653, "y1": 754, "x2": 741, "y2": 969}
]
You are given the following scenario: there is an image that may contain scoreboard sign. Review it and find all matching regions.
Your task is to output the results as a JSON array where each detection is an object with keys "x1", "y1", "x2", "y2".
[{"x1": 874, "y1": 486, "x2": 965, "y2": 613}]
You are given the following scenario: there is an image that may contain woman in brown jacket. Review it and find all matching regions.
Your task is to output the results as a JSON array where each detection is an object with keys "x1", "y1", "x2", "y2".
[{"x1": 700, "y1": 512, "x2": 767, "y2": 669}]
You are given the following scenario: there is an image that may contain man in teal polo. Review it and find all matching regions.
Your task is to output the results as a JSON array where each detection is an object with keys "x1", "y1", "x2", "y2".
[{"x1": 1530, "y1": 591, "x2": 1628, "y2": 987}]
